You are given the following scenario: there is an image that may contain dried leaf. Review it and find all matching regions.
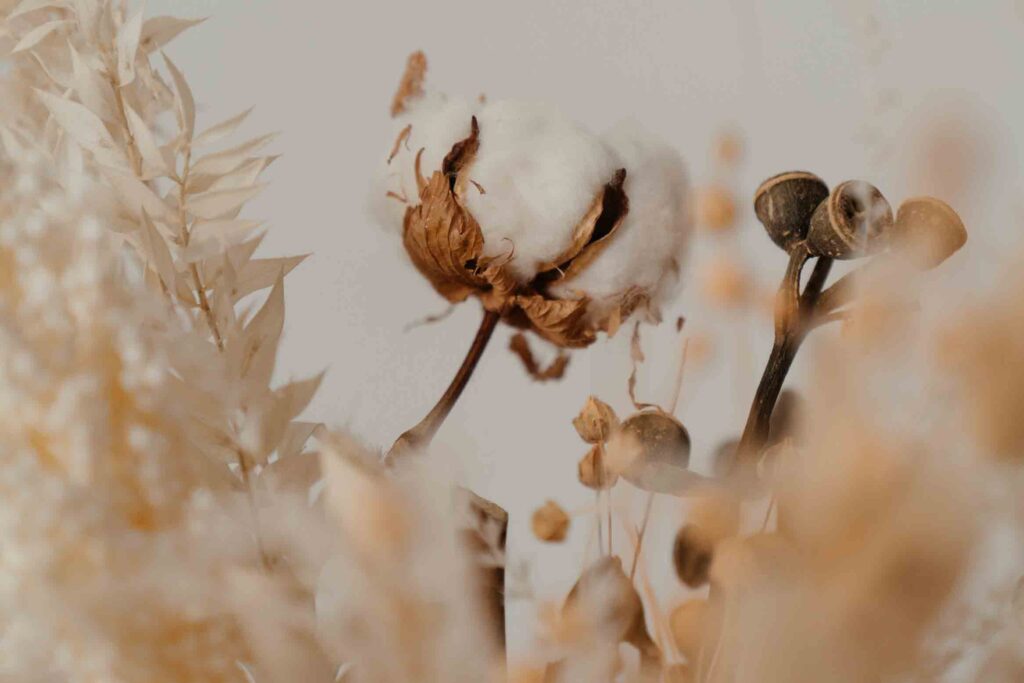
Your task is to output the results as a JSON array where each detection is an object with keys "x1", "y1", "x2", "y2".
[
  {"x1": 124, "y1": 103, "x2": 172, "y2": 179},
  {"x1": 36, "y1": 89, "x2": 124, "y2": 168},
  {"x1": 101, "y1": 165, "x2": 177, "y2": 224},
  {"x1": 181, "y1": 219, "x2": 263, "y2": 262},
  {"x1": 257, "y1": 374, "x2": 325, "y2": 460},
  {"x1": 277, "y1": 421, "x2": 322, "y2": 462},
  {"x1": 390, "y1": 50, "x2": 427, "y2": 117},
  {"x1": 193, "y1": 106, "x2": 253, "y2": 147},
  {"x1": 187, "y1": 183, "x2": 266, "y2": 220},
  {"x1": 12, "y1": 19, "x2": 69, "y2": 53},
  {"x1": 188, "y1": 155, "x2": 277, "y2": 194},
  {"x1": 162, "y1": 52, "x2": 195, "y2": 141},
  {"x1": 116, "y1": 10, "x2": 143, "y2": 86},
  {"x1": 9, "y1": 0, "x2": 68, "y2": 19},
  {"x1": 68, "y1": 43, "x2": 118, "y2": 123},
  {"x1": 140, "y1": 210, "x2": 177, "y2": 291},
  {"x1": 509, "y1": 332, "x2": 570, "y2": 382},
  {"x1": 140, "y1": 16, "x2": 206, "y2": 55},
  {"x1": 238, "y1": 273, "x2": 285, "y2": 387},
  {"x1": 190, "y1": 132, "x2": 277, "y2": 177},
  {"x1": 232, "y1": 255, "x2": 306, "y2": 301}
]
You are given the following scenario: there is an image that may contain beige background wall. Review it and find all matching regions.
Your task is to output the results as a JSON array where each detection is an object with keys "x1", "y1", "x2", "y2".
[{"x1": 145, "y1": 0, "x2": 1022, "y2": 660}]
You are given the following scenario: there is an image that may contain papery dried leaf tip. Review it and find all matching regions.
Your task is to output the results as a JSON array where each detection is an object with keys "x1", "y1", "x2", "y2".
[{"x1": 374, "y1": 53, "x2": 691, "y2": 348}]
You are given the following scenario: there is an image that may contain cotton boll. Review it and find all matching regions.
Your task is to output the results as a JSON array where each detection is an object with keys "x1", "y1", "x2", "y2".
[
  {"x1": 463, "y1": 100, "x2": 621, "y2": 280},
  {"x1": 550, "y1": 121, "x2": 690, "y2": 323},
  {"x1": 371, "y1": 92, "x2": 478, "y2": 233}
]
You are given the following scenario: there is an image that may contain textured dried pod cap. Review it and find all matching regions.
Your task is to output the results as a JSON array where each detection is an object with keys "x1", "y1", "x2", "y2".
[
  {"x1": 753, "y1": 171, "x2": 829, "y2": 251},
  {"x1": 578, "y1": 444, "x2": 617, "y2": 490},
  {"x1": 531, "y1": 500, "x2": 570, "y2": 542},
  {"x1": 669, "y1": 599, "x2": 712, "y2": 663},
  {"x1": 614, "y1": 411, "x2": 708, "y2": 495},
  {"x1": 572, "y1": 395, "x2": 619, "y2": 444},
  {"x1": 891, "y1": 196, "x2": 967, "y2": 269},
  {"x1": 807, "y1": 180, "x2": 894, "y2": 259},
  {"x1": 673, "y1": 524, "x2": 713, "y2": 588}
]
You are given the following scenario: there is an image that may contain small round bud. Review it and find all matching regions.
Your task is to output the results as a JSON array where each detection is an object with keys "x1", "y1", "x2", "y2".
[
  {"x1": 669, "y1": 599, "x2": 710, "y2": 663},
  {"x1": 578, "y1": 445, "x2": 617, "y2": 490},
  {"x1": 572, "y1": 396, "x2": 619, "y2": 444},
  {"x1": 531, "y1": 500, "x2": 570, "y2": 542},
  {"x1": 807, "y1": 180, "x2": 893, "y2": 259},
  {"x1": 616, "y1": 411, "x2": 703, "y2": 495},
  {"x1": 673, "y1": 524, "x2": 713, "y2": 588},
  {"x1": 892, "y1": 196, "x2": 967, "y2": 269},
  {"x1": 696, "y1": 185, "x2": 737, "y2": 233},
  {"x1": 753, "y1": 171, "x2": 829, "y2": 251}
]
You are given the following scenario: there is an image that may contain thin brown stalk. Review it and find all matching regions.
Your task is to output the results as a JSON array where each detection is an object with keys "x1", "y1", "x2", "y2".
[
  {"x1": 737, "y1": 246, "x2": 832, "y2": 462},
  {"x1": 387, "y1": 308, "x2": 500, "y2": 458}
]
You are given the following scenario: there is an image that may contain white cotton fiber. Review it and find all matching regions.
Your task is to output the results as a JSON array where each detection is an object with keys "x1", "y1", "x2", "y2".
[
  {"x1": 462, "y1": 100, "x2": 621, "y2": 281},
  {"x1": 371, "y1": 92, "x2": 478, "y2": 232},
  {"x1": 550, "y1": 120, "x2": 690, "y2": 320}
]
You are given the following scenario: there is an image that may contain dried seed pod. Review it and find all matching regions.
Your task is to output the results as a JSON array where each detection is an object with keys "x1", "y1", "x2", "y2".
[
  {"x1": 572, "y1": 395, "x2": 619, "y2": 444},
  {"x1": 564, "y1": 556, "x2": 652, "y2": 650},
  {"x1": 669, "y1": 599, "x2": 710, "y2": 663},
  {"x1": 891, "y1": 196, "x2": 967, "y2": 269},
  {"x1": 531, "y1": 500, "x2": 570, "y2": 542},
  {"x1": 807, "y1": 180, "x2": 894, "y2": 259},
  {"x1": 578, "y1": 445, "x2": 617, "y2": 490},
  {"x1": 615, "y1": 411, "x2": 705, "y2": 495},
  {"x1": 672, "y1": 524, "x2": 713, "y2": 588},
  {"x1": 753, "y1": 171, "x2": 829, "y2": 251}
]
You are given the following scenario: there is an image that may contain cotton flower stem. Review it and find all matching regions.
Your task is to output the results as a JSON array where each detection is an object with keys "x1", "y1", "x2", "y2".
[
  {"x1": 387, "y1": 308, "x2": 501, "y2": 459},
  {"x1": 737, "y1": 246, "x2": 832, "y2": 462}
]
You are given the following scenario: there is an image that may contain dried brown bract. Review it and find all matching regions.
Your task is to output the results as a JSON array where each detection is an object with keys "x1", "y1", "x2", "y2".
[{"x1": 390, "y1": 50, "x2": 427, "y2": 116}]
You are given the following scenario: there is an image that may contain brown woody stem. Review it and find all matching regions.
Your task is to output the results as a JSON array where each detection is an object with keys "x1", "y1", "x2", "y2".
[
  {"x1": 737, "y1": 246, "x2": 833, "y2": 462},
  {"x1": 387, "y1": 308, "x2": 501, "y2": 459}
]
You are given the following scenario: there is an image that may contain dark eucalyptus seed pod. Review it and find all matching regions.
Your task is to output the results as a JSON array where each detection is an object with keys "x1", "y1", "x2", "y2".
[
  {"x1": 753, "y1": 171, "x2": 829, "y2": 251},
  {"x1": 673, "y1": 524, "x2": 713, "y2": 588},
  {"x1": 807, "y1": 180, "x2": 894, "y2": 259}
]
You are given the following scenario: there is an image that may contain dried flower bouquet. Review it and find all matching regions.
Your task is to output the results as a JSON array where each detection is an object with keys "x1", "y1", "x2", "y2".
[{"x1": 0, "y1": 3, "x2": 1021, "y2": 683}]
